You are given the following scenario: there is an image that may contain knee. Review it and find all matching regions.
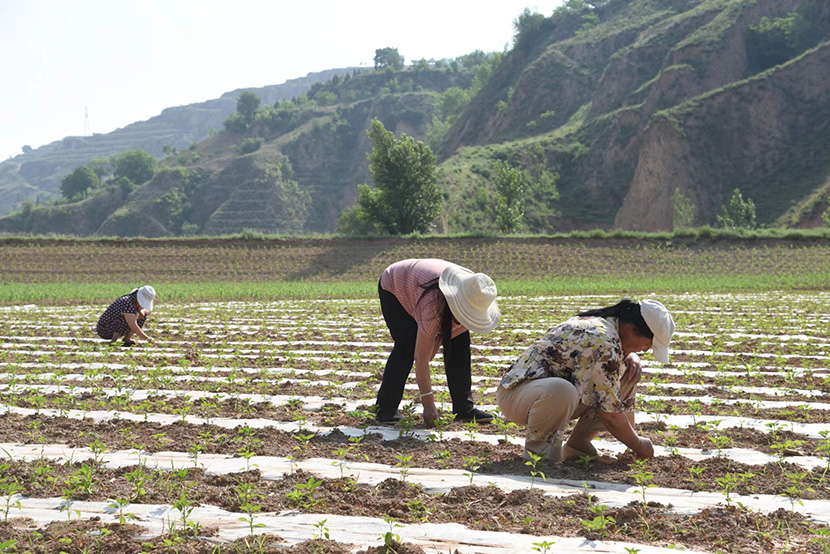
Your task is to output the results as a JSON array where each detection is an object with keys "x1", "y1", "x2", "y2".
[
  {"x1": 534, "y1": 380, "x2": 578, "y2": 417},
  {"x1": 561, "y1": 382, "x2": 579, "y2": 411}
]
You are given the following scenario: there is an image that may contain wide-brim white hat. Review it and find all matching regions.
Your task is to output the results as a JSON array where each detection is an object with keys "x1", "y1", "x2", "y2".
[
  {"x1": 639, "y1": 299, "x2": 674, "y2": 363},
  {"x1": 134, "y1": 285, "x2": 156, "y2": 312},
  {"x1": 438, "y1": 265, "x2": 500, "y2": 334}
]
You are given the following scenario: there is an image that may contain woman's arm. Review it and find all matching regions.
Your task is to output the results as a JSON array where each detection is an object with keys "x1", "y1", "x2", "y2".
[
  {"x1": 599, "y1": 410, "x2": 653, "y2": 458},
  {"x1": 413, "y1": 330, "x2": 439, "y2": 426},
  {"x1": 123, "y1": 313, "x2": 154, "y2": 342},
  {"x1": 621, "y1": 352, "x2": 643, "y2": 389}
]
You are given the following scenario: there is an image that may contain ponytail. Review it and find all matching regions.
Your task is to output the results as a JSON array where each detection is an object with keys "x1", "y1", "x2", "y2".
[
  {"x1": 579, "y1": 299, "x2": 653, "y2": 339},
  {"x1": 418, "y1": 278, "x2": 454, "y2": 372}
]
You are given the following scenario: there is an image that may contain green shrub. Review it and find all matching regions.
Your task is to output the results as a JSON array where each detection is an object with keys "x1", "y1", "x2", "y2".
[
  {"x1": 745, "y1": 6, "x2": 822, "y2": 74},
  {"x1": 239, "y1": 138, "x2": 263, "y2": 155},
  {"x1": 717, "y1": 188, "x2": 756, "y2": 230}
]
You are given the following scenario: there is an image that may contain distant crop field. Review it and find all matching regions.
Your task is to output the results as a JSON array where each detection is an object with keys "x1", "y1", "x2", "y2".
[{"x1": 1, "y1": 236, "x2": 829, "y2": 303}]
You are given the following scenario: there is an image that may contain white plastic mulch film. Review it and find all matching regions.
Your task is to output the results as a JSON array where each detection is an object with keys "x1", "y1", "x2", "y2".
[{"x1": 0, "y1": 292, "x2": 829, "y2": 553}]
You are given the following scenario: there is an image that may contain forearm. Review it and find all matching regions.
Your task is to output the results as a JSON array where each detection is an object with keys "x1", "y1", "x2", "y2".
[
  {"x1": 413, "y1": 356, "x2": 433, "y2": 396},
  {"x1": 127, "y1": 318, "x2": 152, "y2": 341},
  {"x1": 413, "y1": 332, "x2": 437, "y2": 395},
  {"x1": 599, "y1": 410, "x2": 640, "y2": 450}
]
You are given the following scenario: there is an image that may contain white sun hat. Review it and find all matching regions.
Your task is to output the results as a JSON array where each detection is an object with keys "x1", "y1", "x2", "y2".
[
  {"x1": 438, "y1": 265, "x2": 500, "y2": 334},
  {"x1": 639, "y1": 299, "x2": 675, "y2": 363},
  {"x1": 134, "y1": 285, "x2": 156, "y2": 312}
]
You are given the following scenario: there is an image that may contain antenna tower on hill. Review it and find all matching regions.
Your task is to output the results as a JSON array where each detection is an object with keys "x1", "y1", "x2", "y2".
[{"x1": 84, "y1": 107, "x2": 90, "y2": 136}]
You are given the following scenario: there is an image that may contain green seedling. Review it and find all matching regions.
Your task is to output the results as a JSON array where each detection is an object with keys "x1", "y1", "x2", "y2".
[
  {"x1": 313, "y1": 518, "x2": 330, "y2": 541},
  {"x1": 463, "y1": 455, "x2": 483, "y2": 486},
  {"x1": 395, "y1": 453, "x2": 413, "y2": 484},
  {"x1": 579, "y1": 503, "x2": 616, "y2": 539},
  {"x1": 630, "y1": 459, "x2": 654, "y2": 509},
  {"x1": 525, "y1": 451, "x2": 546, "y2": 489},
  {"x1": 532, "y1": 540, "x2": 556, "y2": 553}
]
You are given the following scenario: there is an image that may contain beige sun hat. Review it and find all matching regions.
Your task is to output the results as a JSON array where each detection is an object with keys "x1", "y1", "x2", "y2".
[
  {"x1": 133, "y1": 285, "x2": 156, "y2": 312},
  {"x1": 438, "y1": 265, "x2": 500, "y2": 334},
  {"x1": 639, "y1": 299, "x2": 674, "y2": 363}
]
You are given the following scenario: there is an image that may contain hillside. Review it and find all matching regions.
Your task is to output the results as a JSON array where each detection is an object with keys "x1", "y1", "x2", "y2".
[
  {"x1": 0, "y1": 68, "x2": 355, "y2": 217},
  {"x1": 443, "y1": 0, "x2": 830, "y2": 231},
  {"x1": 2, "y1": 0, "x2": 830, "y2": 236}
]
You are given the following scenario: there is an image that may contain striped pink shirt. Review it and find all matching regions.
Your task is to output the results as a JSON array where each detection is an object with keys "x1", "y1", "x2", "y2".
[{"x1": 380, "y1": 258, "x2": 465, "y2": 339}]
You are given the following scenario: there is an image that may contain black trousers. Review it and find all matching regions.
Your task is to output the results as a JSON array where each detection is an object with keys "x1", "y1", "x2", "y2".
[{"x1": 375, "y1": 281, "x2": 474, "y2": 417}]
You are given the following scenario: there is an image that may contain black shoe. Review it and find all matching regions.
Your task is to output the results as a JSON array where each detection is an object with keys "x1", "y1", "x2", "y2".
[
  {"x1": 122, "y1": 339, "x2": 136, "y2": 347},
  {"x1": 376, "y1": 411, "x2": 404, "y2": 423},
  {"x1": 455, "y1": 408, "x2": 494, "y2": 423}
]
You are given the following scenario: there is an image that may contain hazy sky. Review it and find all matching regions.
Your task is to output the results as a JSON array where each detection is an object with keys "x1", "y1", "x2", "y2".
[{"x1": 1, "y1": 0, "x2": 566, "y2": 161}]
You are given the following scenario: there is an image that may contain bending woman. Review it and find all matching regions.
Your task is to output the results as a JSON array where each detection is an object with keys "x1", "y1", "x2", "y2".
[
  {"x1": 497, "y1": 299, "x2": 674, "y2": 463},
  {"x1": 96, "y1": 286, "x2": 157, "y2": 346},
  {"x1": 376, "y1": 259, "x2": 500, "y2": 426}
]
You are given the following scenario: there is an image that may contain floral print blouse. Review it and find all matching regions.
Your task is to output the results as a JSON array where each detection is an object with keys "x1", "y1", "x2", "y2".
[{"x1": 500, "y1": 316, "x2": 632, "y2": 413}]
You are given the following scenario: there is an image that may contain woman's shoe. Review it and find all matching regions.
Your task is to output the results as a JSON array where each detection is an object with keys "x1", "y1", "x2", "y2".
[
  {"x1": 454, "y1": 408, "x2": 494, "y2": 423},
  {"x1": 376, "y1": 411, "x2": 404, "y2": 423}
]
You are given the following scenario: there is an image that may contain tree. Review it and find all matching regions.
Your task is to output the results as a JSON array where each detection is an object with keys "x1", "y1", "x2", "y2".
[
  {"x1": 374, "y1": 47, "x2": 404, "y2": 71},
  {"x1": 411, "y1": 58, "x2": 430, "y2": 70},
  {"x1": 513, "y1": 8, "x2": 547, "y2": 49},
  {"x1": 521, "y1": 145, "x2": 560, "y2": 231},
  {"x1": 237, "y1": 90, "x2": 261, "y2": 126},
  {"x1": 113, "y1": 149, "x2": 157, "y2": 185},
  {"x1": 717, "y1": 188, "x2": 756, "y2": 229},
  {"x1": 492, "y1": 160, "x2": 526, "y2": 233},
  {"x1": 341, "y1": 119, "x2": 440, "y2": 235},
  {"x1": 21, "y1": 145, "x2": 32, "y2": 154},
  {"x1": 60, "y1": 166, "x2": 99, "y2": 201},
  {"x1": 439, "y1": 87, "x2": 470, "y2": 120},
  {"x1": 87, "y1": 158, "x2": 112, "y2": 181},
  {"x1": 745, "y1": 6, "x2": 821, "y2": 74},
  {"x1": 672, "y1": 188, "x2": 695, "y2": 230}
]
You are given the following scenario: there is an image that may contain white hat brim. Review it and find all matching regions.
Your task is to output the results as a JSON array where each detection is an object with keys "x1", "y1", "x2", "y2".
[
  {"x1": 439, "y1": 266, "x2": 500, "y2": 334},
  {"x1": 652, "y1": 340, "x2": 669, "y2": 363},
  {"x1": 137, "y1": 288, "x2": 155, "y2": 312}
]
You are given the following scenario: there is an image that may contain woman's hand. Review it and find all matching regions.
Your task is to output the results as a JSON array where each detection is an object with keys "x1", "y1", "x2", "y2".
[
  {"x1": 633, "y1": 437, "x2": 654, "y2": 459},
  {"x1": 422, "y1": 401, "x2": 439, "y2": 427},
  {"x1": 621, "y1": 353, "x2": 643, "y2": 389}
]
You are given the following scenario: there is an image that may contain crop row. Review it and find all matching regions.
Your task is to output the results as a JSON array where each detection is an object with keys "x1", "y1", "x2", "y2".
[{"x1": 1, "y1": 292, "x2": 830, "y2": 553}]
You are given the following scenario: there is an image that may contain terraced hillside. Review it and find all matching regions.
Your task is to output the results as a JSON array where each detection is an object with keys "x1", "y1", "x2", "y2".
[
  {"x1": 0, "y1": 69, "x2": 355, "y2": 216},
  {"x1": 5, "y1": 0, "x2": 830, "y2": 236}
]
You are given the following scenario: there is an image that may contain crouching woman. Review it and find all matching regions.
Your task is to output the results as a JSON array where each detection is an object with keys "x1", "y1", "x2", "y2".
[
  {"x1": 496, "y1": 299, "x2": 674, "y2": 464},
  {"x1": 96, "y1": 285, "x2": 157, "y2": 346}
]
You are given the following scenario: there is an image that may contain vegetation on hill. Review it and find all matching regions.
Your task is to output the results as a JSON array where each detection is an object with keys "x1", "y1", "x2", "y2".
[
  {"x1": 2, "y1": 0, "x2": 830, "y2": 237},
  {"x1": 0, "y1": 69, "x2": 356, "y2": 216}
]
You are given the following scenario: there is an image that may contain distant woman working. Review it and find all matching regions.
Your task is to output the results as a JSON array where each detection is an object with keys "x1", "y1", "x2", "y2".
[
  {"x1": 96, "y1": 285, "x2": 157, "y2": 346},
  {"x1": 376, "y1": 259, "x2": 500, "y2": 426}
]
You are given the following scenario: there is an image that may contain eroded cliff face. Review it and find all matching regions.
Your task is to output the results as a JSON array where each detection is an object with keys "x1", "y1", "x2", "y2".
[
  {"x1": 443, "y1": 0, "x2": 830, "y2": 232},
  {"x1": 616, "y1": 42, "x2": 830, "y2": 230}
]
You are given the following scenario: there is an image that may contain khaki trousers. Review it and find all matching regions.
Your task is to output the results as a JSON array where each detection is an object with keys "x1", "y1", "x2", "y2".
[
  {"x1": 496, "y1": 378, "x2": 578, "y2": 462},
  {"x1": 497, "y1": 377, "x2": 636, "y2": 462}
]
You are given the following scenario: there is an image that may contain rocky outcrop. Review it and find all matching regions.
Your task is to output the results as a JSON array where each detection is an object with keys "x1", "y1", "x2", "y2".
[{"x1": 616, "y1": 42, "x2": 830, "y2": 229}]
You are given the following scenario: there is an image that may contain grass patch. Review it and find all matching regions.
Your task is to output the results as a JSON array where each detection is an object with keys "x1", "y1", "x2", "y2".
[{"x1": 3, "y1": 271, "x2": 827, "y2": 305}]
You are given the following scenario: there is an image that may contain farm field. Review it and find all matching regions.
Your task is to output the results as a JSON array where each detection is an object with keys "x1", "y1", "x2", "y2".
[
  {"x1": 2, "y1": 236, "x2": 830, "y2": 302},
  {"x1": 1, "y1": 238, "x2": 830, "y2": 553}
]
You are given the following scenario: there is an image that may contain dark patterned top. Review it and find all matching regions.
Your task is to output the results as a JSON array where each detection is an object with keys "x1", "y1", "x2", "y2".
[
  {"x1": 96, "y1": 293, "x2": 145, "y2": 340},
  {"x1": 499, "y1": 316, "x2": 631, "y2": 413}
]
